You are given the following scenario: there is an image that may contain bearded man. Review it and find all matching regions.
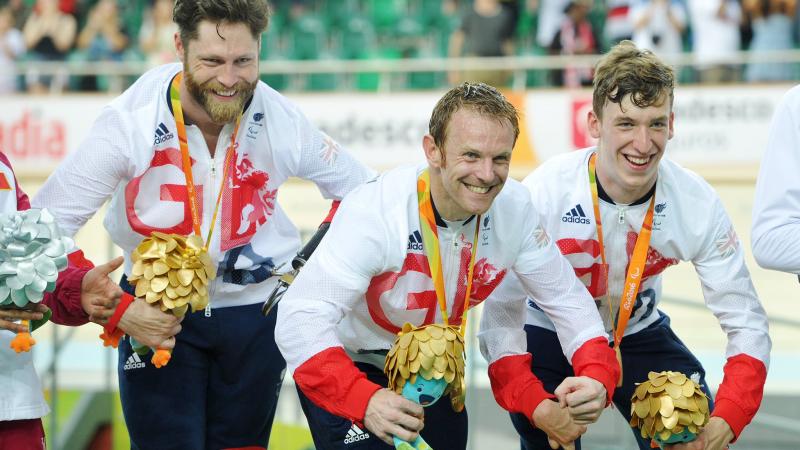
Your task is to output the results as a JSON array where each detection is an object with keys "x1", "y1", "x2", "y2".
[{"x1": 32, "y1": 1, "x2": 374, "y2": 448}]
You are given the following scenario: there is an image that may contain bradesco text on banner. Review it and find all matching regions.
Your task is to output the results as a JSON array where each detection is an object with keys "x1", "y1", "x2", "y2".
[{"x1": 525, "y1": 84, "x2": 791, "y2": 167}]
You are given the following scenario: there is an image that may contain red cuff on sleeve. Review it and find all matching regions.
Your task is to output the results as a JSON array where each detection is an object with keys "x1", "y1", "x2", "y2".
[
  {"x1": 68, "y1": 250, "x2": 96, "y2": 269},
  {"x1": 293, "y1": 346, "x2": 383, "y2": 423},
  {"x1": 488, "y1": 354, "x2": 555, "y2": 421},
  {"x1": 41, "y1": 249, "x2": 97, "y2": 325},
  {"x1": 711, "y1": 399, "x2": 749, "y2": 442},
  {"x1": 42, "y1": 265, "x2": 91, "y2": 325},
  {"x1": 570, "y1": 336, "x2": 619, "y2": 404},
  {"x1": 518, "y1": 379, "x2": 557, "y2": 427},
  {"x1": 103, "y1": 293, "x2": 135, "y2": 336},
  {"x1": 711, "y1": 353, "x2": 768, "y2": 441}
]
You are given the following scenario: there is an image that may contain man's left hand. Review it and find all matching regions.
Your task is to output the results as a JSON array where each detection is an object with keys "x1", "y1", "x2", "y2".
[
  {"x1": 664, "y1": 417, "x2": 734, "y2": 450},
  {"x1": 81, "y1": 256, "x2": 125, "y2": 324},
  {"x1": 0, "y1": 304, "x2": 48, "y2": 333},
  {"x1": 554, "y1": 376, "x2": 607, "y2": 424}
]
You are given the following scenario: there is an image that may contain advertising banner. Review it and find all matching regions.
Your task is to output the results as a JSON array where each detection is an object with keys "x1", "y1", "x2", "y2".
[{"x1": 1, "y1": 84, "x2": 791, "y2": 176}]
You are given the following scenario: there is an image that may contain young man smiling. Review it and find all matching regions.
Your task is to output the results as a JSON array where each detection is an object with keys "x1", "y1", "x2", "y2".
[
  {"x1": 276, "y1": 83, "x2": 619, "y2": 450},
  {"x1": 32, "y1": 0, "x2": 374, "y2": 448},
  {"x1": 507, "y1": 41, "x2": 771, "y2": 450}
]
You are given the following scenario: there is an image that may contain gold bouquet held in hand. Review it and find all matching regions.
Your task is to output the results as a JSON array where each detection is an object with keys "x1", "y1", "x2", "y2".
[
  {"x1": 129, "y1": 232, "x2": 216, "y2": 316},
  {"x1": 629, "y1": 371, "x2": 710, "y2": 448},
  {"x1": 384, "y1": 322, "x2": 466, "y2": 412},
  {"x1": 127, "y1": 232, "x2": 217, "y2": 367}
]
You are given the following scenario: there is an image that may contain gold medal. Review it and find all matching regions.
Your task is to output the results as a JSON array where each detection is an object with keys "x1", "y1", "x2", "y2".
[
  {"x1": 128, "y1": 233, "x2": 217, "y2": 318},
  {"x1": 384, "y1": 322, "x2": 467, "y2": 412},
  {"x1": 629, "y1": 371, "x2": 709, "y2": 444}
]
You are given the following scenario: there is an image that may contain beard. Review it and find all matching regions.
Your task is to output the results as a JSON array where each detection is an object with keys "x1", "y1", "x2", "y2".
[{"x1": 184, "y1": 66, "x2": 257, "y2": 124}]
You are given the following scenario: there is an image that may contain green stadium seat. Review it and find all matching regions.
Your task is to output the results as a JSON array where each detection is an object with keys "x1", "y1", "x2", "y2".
[
  {"x1": 353, "y1": 47, "x2": 401, "y2": 91},
  {"x1": 259, "y1": 13, "x2": 288, "y2": 90},
  {"x1": 390, "y1": 17, "x2": 441, "y2": 90},
  {"x1": 337, "y1": 16, "x2": 375, "y2": 60},
  {"x1": 366, "y1": 0, "x2": 401, "y2": 35},
  {"x1": 430, "y1": 12, "x2": 460, "y2": 57},
  {"x1": 519, "y1": 44, "x2": 549, "y2": 88},
  {"x1": 261, "y1": 12, "x2": 285, "y2": 59},
  {"x1": 321, "y1": 0, "x2": 362, "y2": 31},
  {"x1": 415, "y1": 0, "x2": 444, "y2": 30},
  {"x1": 123, "y1": 0, "x2": 147, "y2": 42},
  {"x1": 587, "y1": 4, "x2": 607, "y2": 52},
  {"x1": 515, "y1": 7, "x2": 538, "y2": 53},
  {"x1": 266, "y1": 8, "x2": 287, "y2": 39},
  {"x1": 406, "y1": 48, "x2": 442, "y2": 90},
  {"x1": 679, "y1": 24, "x2": 696, "y2": 84},
  {"x1": 512, "y1": 8, "x2": 549, "y2": 87},
  {"x1": 287, "y1": 13, "x2": 327, "y2": 61},
  {"x1": 394, "y1": 16, "x2": 423, "y2": 57},
  {"x1": 306, "y1": 51, "x2": 339, "y2": 91}
]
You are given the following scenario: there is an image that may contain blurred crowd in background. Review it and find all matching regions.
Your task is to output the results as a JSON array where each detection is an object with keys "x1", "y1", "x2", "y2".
[{"x1": 0, "y1": 0, "x2": 798, "y2": 94}]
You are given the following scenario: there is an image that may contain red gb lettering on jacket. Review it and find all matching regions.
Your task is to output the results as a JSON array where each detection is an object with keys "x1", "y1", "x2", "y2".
[
  {"x1": 125, "y1": 148, "x2": 201, "y2": 235},
  {"x1": 556, "y1": 235, "x2": 678, "y2": 299},
  {"x1": 365, "y1": 250, "x2": 506, "y2": 334},
  {"x1": 125, "y1": 149, "x2": 279, "y2": 249},
  {"x1": 220, "y1": 156, "x2": 277, "y2": 251},
  {"x1": 626, "y1": 231, "x2": 678, "y2": 278},
  {"x1": 557, "y1": 237, "x2": 607, "y2": 298}
]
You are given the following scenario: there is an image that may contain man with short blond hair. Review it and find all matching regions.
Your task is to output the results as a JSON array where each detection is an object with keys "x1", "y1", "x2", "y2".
[{"x1": 277, "y1": 82, "x2": 619, "y2": 450}]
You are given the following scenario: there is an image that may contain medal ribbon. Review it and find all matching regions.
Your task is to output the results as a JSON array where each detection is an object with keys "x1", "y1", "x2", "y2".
[
  {"x1": 417, "y1": 169, "x2": 480, "y2": 337},
  {"x1": 170, "y1": 72, "x2": 240, "y2": 249},
  {"x1": 588, "y1": 152, "x2": 655, "y2": 349}
]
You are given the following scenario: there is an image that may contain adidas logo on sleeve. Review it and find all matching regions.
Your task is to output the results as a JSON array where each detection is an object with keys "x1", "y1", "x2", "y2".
[
  {"x1": 561, "y1": 204, "x2": 591, "y2": 224},
  {"x1": 123, "y1": 353, "x2": 146, "y2": 371},
  {"x1": 407, "y1": 230, "x2": 423, "y2": 251},
  {"x1": 343, "y1": 423, "x2": 370, "y2": 444},
  {"x1": 153, "y1": 122, "x2": 174, "y2": 145}
]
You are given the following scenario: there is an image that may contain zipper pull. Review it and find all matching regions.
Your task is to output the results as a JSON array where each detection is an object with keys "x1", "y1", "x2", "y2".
[
  {"x1": 204, "y1": 304, "x2": 212, "y2": 317},
  {"x1": 618, "y1": 208, "x2": 625, "y2": 224}
]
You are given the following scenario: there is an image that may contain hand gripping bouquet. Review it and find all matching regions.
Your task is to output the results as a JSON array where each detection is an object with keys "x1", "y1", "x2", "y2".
[
  {"x1": 122, "y1": 232, "x2": 216, "y2": 367},
  {"x1": 629, "y1": 371, "x2": 710, "y2": 448},
  {"x1": 0, "y1": 209, "x2": 72, "y2": 353},
  {"x1": 384, "y1": 322, "x2": 466, "y2": 450}
]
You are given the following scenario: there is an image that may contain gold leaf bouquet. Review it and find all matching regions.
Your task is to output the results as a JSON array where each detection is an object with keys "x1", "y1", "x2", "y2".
[
  {"x1": 127, "y1": 232, "x2": 216, "y2": 367},
  {"x1": 384, "y1": 322, "x2": 466, "y2": 412},
  {"x1": 629, "y1": 371, "x2": 710, "y2": 448}
]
